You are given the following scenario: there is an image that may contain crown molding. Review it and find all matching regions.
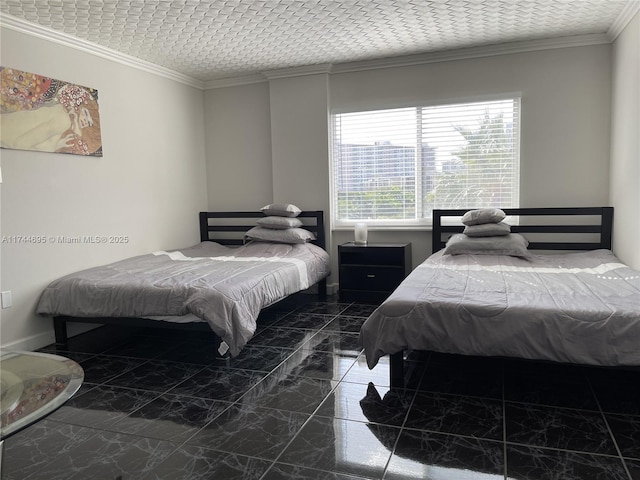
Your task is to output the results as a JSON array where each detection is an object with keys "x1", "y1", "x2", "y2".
[
  {"x1": 204, "y1": 63, "x2": 332, "y2": 89},
  {"x1": 1, "y1": 10, "x2": 620, "y2": 91},
  {"x1": 0, "y1": 13, "x2": 204, "y2": 89},
  {"x1": 608, "y1": 0, "x2": 640, "y2": 41},
  {"x1": 206, "y1": 33, "x2": 610, "y2": 88},
  {"x1": 204, "y1": 73, "x2": 267, "y2": 90},
  {"x1": 331, "y1": 33, "x2": 611, "y2": 75},
  {"x1": 262, "y1": 63, "x2": 333, "y2": 80}
]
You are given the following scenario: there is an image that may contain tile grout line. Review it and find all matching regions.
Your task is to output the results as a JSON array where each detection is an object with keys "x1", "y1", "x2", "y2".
[
  {"x1": 587, "y1": 373, "x2": 635, "y2": 480},
  {"x1": 131, "y1": 308, "x2": 319, "y2": 479},
  {"x1": 167, "y1": 309, "x2": 356, "y2": 479},
  {"x1": 255, "y1": 308, "x2": 379, "y2": 479},
  {"x1": 379, "y1": 351, "x2": 431, "y2": 479},
  {"x1": 255, "y1": 362, "x2": 353, "y2": 479},
  {"x1": 127, "y1": 306, "x2": 318, "y2": 475},
  {"x1": 502, "y1": 360, "x2": 508, "y2": 480}
]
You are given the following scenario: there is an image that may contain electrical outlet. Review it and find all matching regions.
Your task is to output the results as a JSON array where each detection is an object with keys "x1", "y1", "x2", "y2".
[{"x1": 1, "y1": 291, "x2": 12, "y2": 309}]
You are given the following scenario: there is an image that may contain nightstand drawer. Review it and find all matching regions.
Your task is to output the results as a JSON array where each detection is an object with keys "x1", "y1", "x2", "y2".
[
  {"x1": 338, "y1": 242, "x2": 411, "y2": 301},
  {"x1": 339, "y1": 248, "x2": 407, "y2": 267},
  {"x1": 339, "y1": 266, "x2": 406, "y2": 292}
]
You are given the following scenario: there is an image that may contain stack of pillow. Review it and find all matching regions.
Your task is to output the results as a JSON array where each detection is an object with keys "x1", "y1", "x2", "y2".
[
  {"x1": 244, "y1": 203, "x2": 316, "y2": 244},
  {"x1": 443, "y1": 207, "x2": 530, "y2": 258}
]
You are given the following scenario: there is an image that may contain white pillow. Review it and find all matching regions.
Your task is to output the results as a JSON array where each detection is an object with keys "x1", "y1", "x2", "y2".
[
  {"x1": 463, "y1": 222, "x2": 511, "y2": 237},
  {"x1": 260, "y1": 203, "x2": 302, "y2": 218},
  {"x1": 256, "y1": 216, "x2": 303, "y2": 230},
  {"x1": 245, "y1": 226, "x2": 315, "y2": 244},
  {"x1": 461, "y1": 208, "x2": 506, "y2": 226}
]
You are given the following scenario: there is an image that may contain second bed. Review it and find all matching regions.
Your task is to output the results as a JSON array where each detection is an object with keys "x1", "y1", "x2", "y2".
[{"x1": 359, "y1": 207, "x2": 640, "y2": 386}]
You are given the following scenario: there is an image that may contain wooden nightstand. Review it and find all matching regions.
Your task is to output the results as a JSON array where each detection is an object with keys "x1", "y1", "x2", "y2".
[{"x1": 338, "y1": 242, "x2": 412, "y2": 302}]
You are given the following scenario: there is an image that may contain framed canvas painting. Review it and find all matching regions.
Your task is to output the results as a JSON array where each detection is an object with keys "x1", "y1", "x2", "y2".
[{"x1": 0, "y1": 67, "x2": 103, "y2": 156}]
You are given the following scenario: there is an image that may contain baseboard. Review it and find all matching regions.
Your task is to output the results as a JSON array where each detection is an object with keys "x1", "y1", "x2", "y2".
[
  {"x1": 1, "y1": 322, "x2": 100, "y2": 352},
  {"x1": 327, "y1": 282, "x2": 339, "y2": 296},
  {"x1": 302, "y1": 281, "x2": 339, "y2": 296}
]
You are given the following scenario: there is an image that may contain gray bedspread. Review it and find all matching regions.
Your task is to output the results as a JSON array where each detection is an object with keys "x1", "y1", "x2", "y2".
[
  {"x1": 37, "y1": 241, "x2": 330, "y2": 356},
  {"x1": 360, "y1": 249, "x2": 640, "y2": 368}
]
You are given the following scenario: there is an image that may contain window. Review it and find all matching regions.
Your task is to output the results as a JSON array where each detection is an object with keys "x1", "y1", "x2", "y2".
[{"x1": 330, "y1": 98, "x2": 520, "y2": 228}]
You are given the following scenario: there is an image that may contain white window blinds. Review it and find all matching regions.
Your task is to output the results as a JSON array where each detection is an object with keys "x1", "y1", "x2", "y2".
[{"x1": 331, "y1": 98, "x2": 520, "y2": 227}]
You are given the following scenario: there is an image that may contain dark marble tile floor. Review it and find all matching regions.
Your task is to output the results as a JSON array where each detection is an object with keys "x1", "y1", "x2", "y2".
[{"x1": 3, "y1": 294, "x2": 639, "y2": 479}]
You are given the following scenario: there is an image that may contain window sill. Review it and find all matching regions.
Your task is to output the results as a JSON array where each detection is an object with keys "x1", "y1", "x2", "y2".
[{"x1": 332, "y1": 225, "x2": 434, "y2": 232}]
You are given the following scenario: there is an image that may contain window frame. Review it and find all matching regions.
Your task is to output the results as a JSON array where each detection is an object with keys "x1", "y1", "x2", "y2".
[{"x1": 329, "y1": 95, "x2": 521, "y2": 230}]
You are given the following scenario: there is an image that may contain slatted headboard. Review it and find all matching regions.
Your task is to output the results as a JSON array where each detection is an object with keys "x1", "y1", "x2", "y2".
[
  {"x1": 199, "y1": 210, "x2": 326, "y2": 250},
  {"x1": 432, "y1": 207, "x2": 614, "y2": 253}
]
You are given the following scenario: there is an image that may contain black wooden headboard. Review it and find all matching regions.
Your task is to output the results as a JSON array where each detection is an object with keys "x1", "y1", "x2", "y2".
[
  {"x1": 199, "y1": 211, "x2": 326, "y2": 250},
  {"x1": 432, "y1": 207, "x2": 614, "y2": 253}
]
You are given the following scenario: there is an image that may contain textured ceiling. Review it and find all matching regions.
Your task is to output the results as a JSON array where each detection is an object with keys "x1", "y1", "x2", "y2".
[{"x1": 0, "y1": 0, "x2": 634, "y2": 82}]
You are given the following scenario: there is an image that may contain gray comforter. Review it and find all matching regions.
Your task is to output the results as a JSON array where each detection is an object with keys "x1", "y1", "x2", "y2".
[
  {"x1": 37, "y1": 241, "x2": 330, "y2": 356},
  {"x1": 360, "y1": 249, "x2": 640, "y2": 368}
]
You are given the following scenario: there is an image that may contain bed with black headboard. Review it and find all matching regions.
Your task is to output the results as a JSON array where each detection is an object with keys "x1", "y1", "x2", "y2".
[
  {"x1": 40, "y1": 210, "x2": 329, "y2": 357},
  {"x1": 358, "y1": 207, "x2": 640, "y2": 387}
]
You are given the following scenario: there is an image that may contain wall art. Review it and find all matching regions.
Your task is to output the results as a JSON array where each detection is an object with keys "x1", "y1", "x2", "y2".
[{"x1": 0, "y1": 67, "x2": 102, "y2": 156}]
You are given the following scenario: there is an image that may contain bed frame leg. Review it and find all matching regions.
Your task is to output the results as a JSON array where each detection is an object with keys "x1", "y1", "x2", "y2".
[
  {"x1": 318, "y1": 279, "x2": 327, "y2": 300},
  {"x1": 390, "y1": 351, "x2": 404, "y2": 388},
  {"x1": 53, "y1": 317, "x2": 69, "y2": 348}
]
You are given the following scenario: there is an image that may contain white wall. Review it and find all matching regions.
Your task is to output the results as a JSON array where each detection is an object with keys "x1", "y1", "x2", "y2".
[
  {"x1": 610, "y1": 11, "x2": 640, "y2": 269},
  {"x1": 204, "y1": 44, "x2": 613, "y2": 276},
  {"x1": 0, "y1": 27, "x2": 208, "y2": 350},
  {"x1": 204, "y1": 76, "x2": 331, "y2": 215},
  {"x1": 331, "y1": 46, "x2": 612, "y2": 209},
  {"x1": 269, "y1": 73, "x2": 331, "y2": 213},
  {"x1": 204, "y1": 82, "x2": 273, "y2": 210}
]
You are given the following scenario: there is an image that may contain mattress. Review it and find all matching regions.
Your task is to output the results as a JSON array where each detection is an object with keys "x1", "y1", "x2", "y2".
[
  {"x1": 360, "y1": 249, "x2": 640, "y2": 368},
  {"x1": 37, "y1": 241, "x2": 330, "y2": 356}
]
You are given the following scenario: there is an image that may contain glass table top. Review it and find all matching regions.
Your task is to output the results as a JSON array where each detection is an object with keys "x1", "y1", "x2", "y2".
[{"x1": 0, "y1": 350, "x2": 84, "y2": 440}]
